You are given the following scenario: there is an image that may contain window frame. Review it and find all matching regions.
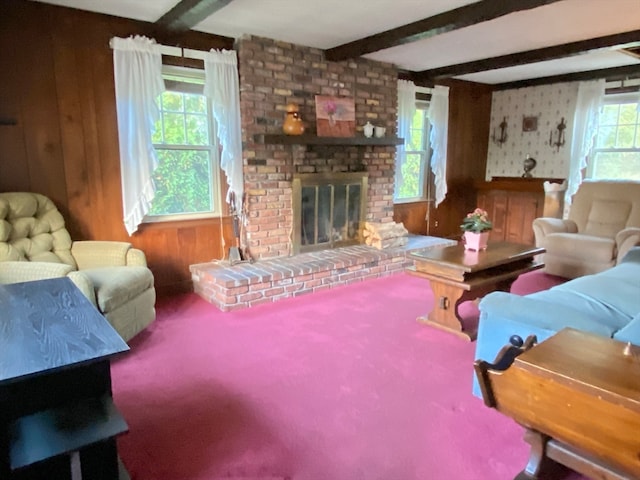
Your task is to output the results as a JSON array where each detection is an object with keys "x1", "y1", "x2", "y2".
[
  {"x1": 587, "y1": 91, "x2": 640, "y2": 181},
  {"x1": 394, "y1": 100, "x2": 432, "y2": 204},
  {"x1": 143, "y1": 65, "x2": 222, "y2": 224}
]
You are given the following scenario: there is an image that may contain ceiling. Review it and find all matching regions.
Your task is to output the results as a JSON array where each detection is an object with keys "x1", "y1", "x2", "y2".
[{"x1": 31, "y1": 0, "x2": 640, "y2": 87}]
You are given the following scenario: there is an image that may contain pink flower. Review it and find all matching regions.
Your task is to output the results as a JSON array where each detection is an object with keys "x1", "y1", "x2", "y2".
[{"x1": 325, "y1": 100, "x2": 337, "y2": 115}]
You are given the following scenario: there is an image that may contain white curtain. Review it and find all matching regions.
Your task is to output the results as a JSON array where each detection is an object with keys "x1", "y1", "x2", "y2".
[
  {"x1": 396, "y1": 80, "x2": 417, "y2": 198},
  {"x1": 567, "y1": 79, "x2": 605, "y2": 206},
  {"x1": 428, "y1": 85, "x2": 450, "y2": 207},
  {"x1": 204, "y1": 49, "x2": 244, "y2": 206},
  {"x1": 111, "y1": 36, "x2": 165, "y2": 236}
]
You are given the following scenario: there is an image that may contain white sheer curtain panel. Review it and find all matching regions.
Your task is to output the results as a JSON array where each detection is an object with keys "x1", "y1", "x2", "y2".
[
  {"x1": 204, "y1": 49, "x2": 244, "y2": 207},
  {"x1": 428, "y1": 85, "x2": 450, "y2": 207},
  {"x1": 567, "y1": 78, "x2": 605, "y2": 206},
  {"x1": 111, "y1": 35, "x2": 165, "y2": 236},
  {"x1": 396, "y1": 79, "x2": 417, "y2": 197}
]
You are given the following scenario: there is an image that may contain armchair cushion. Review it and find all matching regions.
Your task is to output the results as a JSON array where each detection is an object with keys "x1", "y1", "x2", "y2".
[
  {"x1": 584, "y1": 199, "x2": 631, "y2": 238},
  {"x1": 544, "y1": 233, "x2": 615, "y2": 263}
]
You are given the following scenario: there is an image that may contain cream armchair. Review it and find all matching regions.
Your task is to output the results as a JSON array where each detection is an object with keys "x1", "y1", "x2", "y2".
[
  {"x1": 0, "y1": 192, "x2": 155, "y2": 342},
  {"x1": 533, "y1": 180, "x2": 640, "y2": 279}
]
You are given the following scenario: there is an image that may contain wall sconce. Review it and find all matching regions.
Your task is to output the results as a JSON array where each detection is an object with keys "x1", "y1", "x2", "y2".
[
  {"x1": 549, "y1": 117, "x2": 566, "y2": 152},
  {"x1": 491, "y1": 117, "x2": 508, "y2": 147}
]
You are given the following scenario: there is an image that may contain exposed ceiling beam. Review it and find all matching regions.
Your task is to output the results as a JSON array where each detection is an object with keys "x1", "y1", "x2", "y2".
[
  {"x1": 156, "y1": 0, "x2": 234, "y2": 32},
  {"x1": 324, "y1": 0, "x2": 564, "y2": 62},
  {"x1": 412, "y1": 30, "x2": 640, "y2": 82},
  {"x1": 494, "y1": 64, "x2": 640, "y2": 90}
]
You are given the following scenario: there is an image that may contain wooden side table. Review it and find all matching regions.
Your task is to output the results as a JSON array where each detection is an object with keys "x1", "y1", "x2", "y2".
[{"x1": 475, "y1": 328, "x2": 640, "y2": 479}]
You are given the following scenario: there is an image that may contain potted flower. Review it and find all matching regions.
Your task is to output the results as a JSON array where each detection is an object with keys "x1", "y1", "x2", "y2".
[{"x1": 460, "y1": 208, "x2": 492, "y2": 251}]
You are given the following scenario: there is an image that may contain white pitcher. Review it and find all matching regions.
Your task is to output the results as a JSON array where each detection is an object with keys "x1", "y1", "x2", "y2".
[{"x1": 363, "y1": 121, "x2": 374, "y2": 138}]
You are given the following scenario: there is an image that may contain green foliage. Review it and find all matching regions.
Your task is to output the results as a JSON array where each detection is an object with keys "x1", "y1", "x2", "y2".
[
  {"x1": 149, "y1": 89, "x2": 216, "y2": 216},
  {"x1": 593, "y1": 101, "x2": 640, "y2": 181},
  {"x1": 149, "y1": 150, "x2": 212, "y2": 215},
  {"x1": 397, "y1": 109, "x2": 428, "y2": 200}
]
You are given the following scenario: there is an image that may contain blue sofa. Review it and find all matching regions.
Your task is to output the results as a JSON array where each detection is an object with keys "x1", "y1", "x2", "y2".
[{"x1": 472, "y1": 246, "x2": 640, "y2": 397}]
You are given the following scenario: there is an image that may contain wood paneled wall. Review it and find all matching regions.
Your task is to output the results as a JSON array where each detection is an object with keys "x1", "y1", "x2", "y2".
[{"x1": 0, "y1": 0, "x2": 234, "y2": 296}]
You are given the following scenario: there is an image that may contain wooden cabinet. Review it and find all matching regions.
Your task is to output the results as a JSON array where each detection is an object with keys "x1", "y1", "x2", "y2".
[{"x1": 475, "y1": 178, "x2": 564, "y2": 246}]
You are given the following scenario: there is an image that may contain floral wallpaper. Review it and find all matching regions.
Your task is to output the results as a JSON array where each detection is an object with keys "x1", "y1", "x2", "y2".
[{"x1": 485, "y1": 82, "x2": 579, "y2": 181}]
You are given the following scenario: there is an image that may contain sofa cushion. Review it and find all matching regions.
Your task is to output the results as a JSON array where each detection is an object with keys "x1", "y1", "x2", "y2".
[
  {"x1": 544, "y1": 233, "x2": 615, "y2": 263},
  {"x1": 81, "y1": 266, "x2": 154, "y2": 313},
  {"x1": 614, "y1": 313, "x2": 640, "y2": 345},
  {"x1": 584, "y1": 199, "x2": 631, "y2": 238}
]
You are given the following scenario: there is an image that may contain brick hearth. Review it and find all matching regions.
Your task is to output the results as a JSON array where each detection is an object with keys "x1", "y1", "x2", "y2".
[{"x1": 190, "y1": 235, "x2": 456, "y2": 311}]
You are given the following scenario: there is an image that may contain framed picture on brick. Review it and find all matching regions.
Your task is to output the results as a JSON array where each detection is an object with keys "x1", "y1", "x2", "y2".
[{"x1": 314, "y1": 95, "x2": 356, "y2": 137}]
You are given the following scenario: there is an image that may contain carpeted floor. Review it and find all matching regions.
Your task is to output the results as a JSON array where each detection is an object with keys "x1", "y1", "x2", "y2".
[{"x1": 112, "y1": 270, "x2": 583, "y2": 480}]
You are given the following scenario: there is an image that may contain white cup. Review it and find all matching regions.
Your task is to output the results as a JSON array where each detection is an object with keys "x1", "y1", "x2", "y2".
[{"x1": 374, "y1": 126, "x2": 386, "y2": 138}]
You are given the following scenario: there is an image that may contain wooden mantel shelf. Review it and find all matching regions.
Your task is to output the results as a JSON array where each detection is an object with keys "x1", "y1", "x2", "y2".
[{"x1": 255, "y1": 133, "x2": 404, "y2": 146}]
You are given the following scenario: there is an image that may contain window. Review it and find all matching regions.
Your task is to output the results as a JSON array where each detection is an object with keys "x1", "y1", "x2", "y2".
[
  {"x1": 395, "y1": 103, "x2": 432, "y2": 202},
  {"x1": 146, "y1": 66, "x2": 221, "y2": 222},
  {"x1": 589, "y1": 93, "x2": 640, "y2": 181}
]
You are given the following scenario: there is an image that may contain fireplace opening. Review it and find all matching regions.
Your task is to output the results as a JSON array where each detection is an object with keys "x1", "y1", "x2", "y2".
[{"x1": 292, "y1": 172, "x2": 368, "y2": 254}]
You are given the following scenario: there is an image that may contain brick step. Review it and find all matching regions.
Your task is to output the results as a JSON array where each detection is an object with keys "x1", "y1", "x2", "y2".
[{"x1": 190, "y1": 235, "x2": 455, "y2": 311}]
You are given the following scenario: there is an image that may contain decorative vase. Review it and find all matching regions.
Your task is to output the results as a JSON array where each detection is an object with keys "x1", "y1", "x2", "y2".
[
  {"x1": 282, "y1": 103, "x2": 305, "y2": 135},
  {"x1": 463, "y1": 231, "x2": 489, "y2": 251},
  {"x1": 363, "y1": 121, "x2": 374, "y2": 138}
]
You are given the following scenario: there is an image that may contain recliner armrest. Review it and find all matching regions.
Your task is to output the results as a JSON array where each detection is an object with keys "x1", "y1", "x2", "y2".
[
  {"x1": 532, "y1": 217, "x2": 578, "y2": 246},
  {"x1": 615, "y1": 227, "x2": 640, "y2": 264}
]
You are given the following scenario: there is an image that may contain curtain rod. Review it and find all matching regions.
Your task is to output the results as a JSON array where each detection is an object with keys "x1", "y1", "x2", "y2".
[{"x1": 108, "y1": 37, "x2": 211, "y2": 61}]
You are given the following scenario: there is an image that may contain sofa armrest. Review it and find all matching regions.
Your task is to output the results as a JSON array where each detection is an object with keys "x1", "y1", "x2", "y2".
[
  {"x1": 615, "y1": 228, "x2": 640, "y2": 264},
  {"x1": 532, "y1": 218, "x2": 578, "y2": 246},
  {"x1": 71, "y1": 241, "x2": 133, "y2": 269}
]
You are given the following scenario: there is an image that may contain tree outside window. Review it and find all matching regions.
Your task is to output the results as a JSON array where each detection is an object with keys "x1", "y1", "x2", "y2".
[
  {"x1": 589, "y1": 94, "x2": 640, "y2": 181},
  {"x1": 146, "y1": 67, "x2": 221, "y2": 222},
  {"x1": 395, "y1": 106, "x2": 431, "y2": 201}
]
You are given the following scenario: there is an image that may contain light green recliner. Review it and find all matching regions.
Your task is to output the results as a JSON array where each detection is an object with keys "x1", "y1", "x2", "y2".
[{"x1": 0, "y1": 192, "x2": 155, "y2": 342}]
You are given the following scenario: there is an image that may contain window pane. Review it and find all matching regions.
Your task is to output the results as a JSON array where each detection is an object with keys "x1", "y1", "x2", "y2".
[
  {"x1": 162, "y1": 92, "x2": 184, "y2": 112},
  {"x1": 636, "y1": 125, "x2": 640, "y2": 148},
  {"x1": 617, "y1": 125, "x2": 635, "y2": 148},
  {"x1": 619, "y1": 103, "x2": 638, "y2": 125},
  {"x1": 397, "y1": 153, "x2": 423, "y2": 199},
  {"x1": 408, "y1": 128, "x2": 423, "y2": 151},
  {"x1": 162, "y1": 113, "x2": 186, "y2": 144},
  {"x1": 149, "y1": 149, "x2": 212, "y2": 215},
  {"x1": 152, "y1": 119, "x2": 163, "y2": 143},
  {"x1": 185, "y1": 94, "x2": 206, "y2": 114},
  {"x1": 591, "y1": 151, "x2": 640, "y2": 181},
  {"x1": 600, "y1": 104, "x2": 619, "y2": 125},
  {"x1": 596, "y1": 126, "x2": 616, "y2": 148},
  {"x1": 185, "y1": 114, "x2": 209, "y2": 145}
]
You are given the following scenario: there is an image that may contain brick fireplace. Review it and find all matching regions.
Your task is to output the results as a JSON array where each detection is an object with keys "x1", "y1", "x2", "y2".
[
  {"x1": 189, "y1": 36, "x2": 457, "y2": 311},
  {"x1": 236, "y1": 35, "x2": 399, "y2": 259}
]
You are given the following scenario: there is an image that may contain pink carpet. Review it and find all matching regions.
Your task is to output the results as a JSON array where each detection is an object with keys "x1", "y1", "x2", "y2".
[{"x1": 112, "y1": 270, "x2": 584, "y2": 480}]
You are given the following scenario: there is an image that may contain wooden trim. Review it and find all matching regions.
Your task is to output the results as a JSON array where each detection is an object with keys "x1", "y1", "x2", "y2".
[
  {"x1": 155, "y1": 0, "x2": 235, "y2": 32},
  {"x1": 324, "y1": 0, "x2": 564, "y2": 61},
  {"x1": 494, "y1": 64, "x2": 640, "y2": 90},
  {"x1": 412, "y1": 30, "x2": 640, "y2": 82}
]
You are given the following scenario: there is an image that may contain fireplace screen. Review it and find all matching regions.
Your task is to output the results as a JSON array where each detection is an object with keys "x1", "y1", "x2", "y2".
[{"x1": 292, "y1": 172, "x2": 368, "y2": 254}]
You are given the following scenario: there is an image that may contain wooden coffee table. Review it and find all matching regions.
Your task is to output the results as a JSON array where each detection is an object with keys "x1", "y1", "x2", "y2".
[{"x1": 407, "y1": 241, "x2": 544, "y2": 341}]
